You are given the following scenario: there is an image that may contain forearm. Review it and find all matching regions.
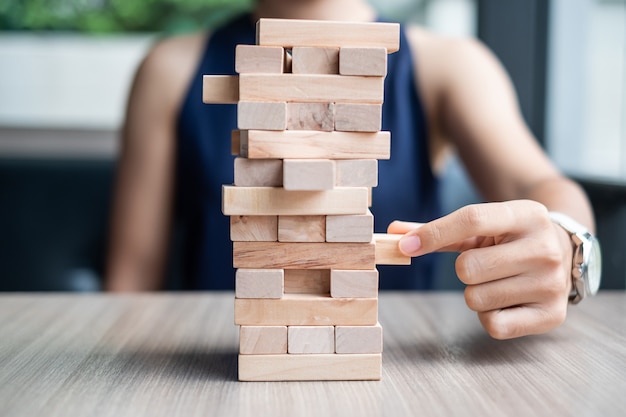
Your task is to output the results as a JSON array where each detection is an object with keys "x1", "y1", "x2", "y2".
[
  {"x1": 522, "y1": 175, "x2": 595, "y2": 233},
  {"x1": 105, "y1": 259, "x2": 165, "y2": 292},
  {"x1": 104, "y1": 165, "x2": 172, "y2": 292},
  {"x1": 104, "y1": 129, "x2": 175, "y2": 292}
]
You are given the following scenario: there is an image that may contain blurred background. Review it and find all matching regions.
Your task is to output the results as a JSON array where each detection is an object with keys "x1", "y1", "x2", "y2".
[{"x1": 0, "y1": 0, "x2": 624, "y2": 291}]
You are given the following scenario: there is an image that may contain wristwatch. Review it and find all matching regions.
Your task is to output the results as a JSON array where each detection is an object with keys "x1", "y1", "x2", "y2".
[{"x1": 549, "y1": 212, "x2": 602, "y2": 304}]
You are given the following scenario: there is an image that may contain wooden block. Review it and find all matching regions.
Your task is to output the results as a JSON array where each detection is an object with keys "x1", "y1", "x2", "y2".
[
  {"x1": 335, "y1": 159, "x2": 378, "y2": 187},
  {"x1": 239, "y1": 353, "x2": 381, "y2": 381},
  {"x1": 230, "y1": 215, "x2": 278, "y2": 241},
  {"x1": 339, "y1": 47, "x2": 388, "y2": 76},
  {"x1": 283, "y1": 159, "x2": 335, "y2": 191},
  {"x1": 374, "y1": 233, "x2": 412, "y2": 265},
  {"x1": 326, "y1": 211, "x2": 373, "y2": 243},
  {"x1": 202, "y1": 75, "x2": 239, "y2": 104},
  {"x1": 334, "y1": 103, "x2": 382, "y2": 132},
  {"x1": 235, "y1": 268, "x2": 283, "y2": 299},
  {"x1": 256, "y1": 18, "x2": 400, "y2": 53},
  {"x1": 278, "y1": 215, "x2": 326, "y2": 242},
  {"x1": 335, "y1": 323, "x2": 383, "y2": 354},
  {"x1": 284, "y1": 269, "x2": 330, "y2": 294},
  {"x1": 231, "y1": 130, "x2": 240, "y2": 155},
  {"x1": 240, "y1": 130, "x2": 391, "y2": 160},
  {"x1": 234, "y1": 294, "x2": 378, "y2": 326},
  {"x1": 292, "y1": 47, "x2": 339, "y2": 74},
  {"x1": 288, "y1": 326, "x2": 335, "y2": 354},
  {"x1": 239, "y1": 326, "x2": 287, "y2": 354},
  {"x1": 239, "y1": 74, "x2": 384, "y2": 104},
  {"x1": 234, "y1": 157, "x2": 282, "y2": 187},
  {"x1": 238, "y1": 101, "x2": 286, "y2": 130},
  {"x1": 235, "y1": 45, "x2": 285, "y2": 74},
  {"x1": 286, "y1": 102, "x2": 334, "y2": 131},
  {"x1": 330, "y1": 269, "x2": 378, "y2": 298},
  {"x1": 233, "y1": 241, "x2": 375, "y2": 270},
  {"x1": 222, "y1": 186, "x2": 368, "y2": 216}
]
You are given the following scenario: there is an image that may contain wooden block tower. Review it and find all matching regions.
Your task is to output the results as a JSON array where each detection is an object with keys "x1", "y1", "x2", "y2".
[{"x1": 203, "y1": 18, "x2": 410, "y2": 381}]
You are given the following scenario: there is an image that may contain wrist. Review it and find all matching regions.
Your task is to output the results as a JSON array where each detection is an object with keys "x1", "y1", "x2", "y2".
[
  {"x1": 548, "y1": 212, "x2": 602, "y2": 304},
  {"x1": 551, "y1": 221, "x2": 575, "y2": 297}
]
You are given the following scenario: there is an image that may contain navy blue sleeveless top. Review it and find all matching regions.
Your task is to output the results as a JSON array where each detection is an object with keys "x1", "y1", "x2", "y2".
[{"x1": 175, "y1": 14, "x2": 440, "y2": 290}]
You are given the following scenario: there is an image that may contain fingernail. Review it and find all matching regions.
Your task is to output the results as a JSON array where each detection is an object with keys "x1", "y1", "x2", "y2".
[{"x1": 399, "y1": 235, "x2": 422, "y2": 255}]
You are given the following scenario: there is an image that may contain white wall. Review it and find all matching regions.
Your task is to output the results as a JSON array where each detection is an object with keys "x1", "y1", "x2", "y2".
[
  {"x1": 0, "y1": 33, "x2": 154, "y2": 130},
  {"x1": 546, "y1": 0, "x2": 626, "y2": 182}
]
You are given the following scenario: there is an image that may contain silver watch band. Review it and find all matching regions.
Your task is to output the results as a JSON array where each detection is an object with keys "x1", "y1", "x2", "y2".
[
  {"x1": 548, "y1": 212, "x2": 590, "y2": 235},
  {"x1": 548, "y1": 212, "x2": 585, "y2": 304}
]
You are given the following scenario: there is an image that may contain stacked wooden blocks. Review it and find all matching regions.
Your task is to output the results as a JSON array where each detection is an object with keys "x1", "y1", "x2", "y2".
[{"x1": 203, "y1": 18, "x2": 411, "y2": 381}]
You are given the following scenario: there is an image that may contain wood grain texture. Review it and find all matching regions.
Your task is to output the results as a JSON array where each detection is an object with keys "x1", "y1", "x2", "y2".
[
  {"x1": 233, "y1": 241, "x2": 375, "y2": 270},
  {"x1": 234, "y1": 294, "x2": 378, "y2": 326},
  {"x1": 339, "y1": 47, "x2": 388, "y2": 76},
  {"x1": 286, "y1": 102, "x2": 334, "y2": 131},
  {"x1": 240, "y1": 129, "x2": 391, "y2": 160},
  {"x1": 239, "y1": 74, "x2": 384, "y2": 104},
  {"x1": 374, "y1": 233, "x2": 411, "y2": 265},
  {"x1": 231, "y1": 130, "x2": 240, "y2": 155},
  {"x1": 278, "y1": 215, "x2": 326, "y2": 242},
  {"x1": 284, "y1": 269, "x2": 330, "y2": 294},
  {"x1": 233, "y1": 157, "x2": 282, "y2": 187},
  {"x1": 292, "y1": 47, "x2": 339, "y2": 74},
  {"x1": 239, "y1": 326, "x2": 287, "y2": 354},
  {"x1": 335, "y1": 159, "x2": 378, "y2": 187},
  {"x1": 237, "y1": 101, "x2": 286, "y2": 131},
  {"x1": 239, "y1": 353, "x2": 381, "y2": 381},
  {"x1": 230, "y1": 215, "x2": 278, "y2": 241},
  {"x1": 222, "y1": 186, "x2": 369, "y2": 216},
  {"x1": 335, "y1": 323, "x2": 383, "y2": 354},
  {"x1": 202, "y1": 75, "x2": 239, "y2": 103},
  {"x1": 330, "y1": 269, "x2": 379, "y2": 298},
  {"x1": 282, "y1": 159, "x2": 335, "y2": 191},
  {"x1": 334, "y1": 103, "x2": 382, "y2": 132},
  {"x1": 287, "y1": 326, "x2": 335, "y2": 354},
  {"x1": 2, "y1": 292, "x2": 625, "y2": 416},
  {"x1": 235, "y1": 268, "x2": 283, "y2": 299},
  {"x1": 235, "y1": 45, "x2": 285, "y2": 74},
  {"x1": 326, "y1": 211, "x2": 374, "y2": 243},
  {"x1": 256, "y1": 18, "x2": 400, "y2": 52}
]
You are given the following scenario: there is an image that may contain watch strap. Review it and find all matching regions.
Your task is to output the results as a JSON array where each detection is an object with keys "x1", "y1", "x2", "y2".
[{"x1": 548, "y1": 211, "x2": 586, "y2": 304}]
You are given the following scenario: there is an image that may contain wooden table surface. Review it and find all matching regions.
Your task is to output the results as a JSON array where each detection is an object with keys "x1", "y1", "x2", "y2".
[{"x1": 1, "y1": 291, "x2": 625, "y2": 417}]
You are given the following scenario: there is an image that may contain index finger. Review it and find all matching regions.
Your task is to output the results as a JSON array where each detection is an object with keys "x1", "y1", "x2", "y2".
[
  {"x1": 398, "y1": 200, "x2": 549, "y2": 256},
  {"x1": 387, "y1": 220, "x2": 424, "y2": 234}
]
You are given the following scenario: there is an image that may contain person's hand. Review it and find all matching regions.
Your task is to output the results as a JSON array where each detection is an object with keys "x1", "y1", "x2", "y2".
[{"x1": 388, "y1": 200, "x2": 574, "y2": 339}]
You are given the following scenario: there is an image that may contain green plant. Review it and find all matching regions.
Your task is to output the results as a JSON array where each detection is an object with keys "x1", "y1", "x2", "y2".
[{"x1": 0, "y1": 0, "x2": 254, "y2": 33}]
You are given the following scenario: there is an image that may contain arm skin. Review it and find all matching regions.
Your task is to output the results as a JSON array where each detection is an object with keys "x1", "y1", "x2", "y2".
[
  {"x1": 105, "y1": 34, "x2": 207, "y2": 291},
  {"x1": 394, "y1": 28, "x2": 595, "y2": 339}
]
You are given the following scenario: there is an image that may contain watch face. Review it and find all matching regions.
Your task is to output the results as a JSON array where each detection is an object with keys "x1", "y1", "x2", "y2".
[{"x1": 585, "y1": 237, "x2": 602, "y2": 295}]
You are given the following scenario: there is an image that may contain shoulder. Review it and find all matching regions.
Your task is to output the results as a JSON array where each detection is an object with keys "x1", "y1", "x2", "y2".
[
  {"x1": 404, "y1": 24, "x2": 493, "y2": 61},
  {"x1": 401, "y1": 25, "x2": 514, "y2": 170},
  {"x1": 403, "y1": 25, "x2": 511, "y2": 98},
  {"x1": 131, "y1": 31, "x2": 209, "y2": 110},
  {"x1": 140, "y1": 31, "x2": 208, "y2": 77}
]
